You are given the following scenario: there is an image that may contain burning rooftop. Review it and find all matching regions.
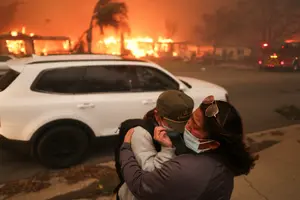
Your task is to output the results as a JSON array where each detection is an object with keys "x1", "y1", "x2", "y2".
[{"x1": 1, "y1": 27, "x2": 189, "y2": 59}]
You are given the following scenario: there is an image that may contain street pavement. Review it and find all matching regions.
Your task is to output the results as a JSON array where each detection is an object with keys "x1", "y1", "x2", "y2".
[{"x1": 1, "y1": 62, "x2": 300, "y2": 185}]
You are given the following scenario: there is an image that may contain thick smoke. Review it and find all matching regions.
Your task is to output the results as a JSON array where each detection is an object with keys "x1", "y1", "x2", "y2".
[{"x1": 6, "y1": 0, "x2": 232, "y2": 41}]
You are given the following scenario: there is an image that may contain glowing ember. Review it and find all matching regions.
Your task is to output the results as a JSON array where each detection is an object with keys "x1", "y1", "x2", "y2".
[{"x1": 10, "y1": 31, "x2": 18, "y2": 37}]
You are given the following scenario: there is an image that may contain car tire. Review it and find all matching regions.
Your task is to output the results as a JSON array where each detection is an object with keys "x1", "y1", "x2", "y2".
[{"x1": 36, "y1": 125, "x2": 89, "y2": 168}]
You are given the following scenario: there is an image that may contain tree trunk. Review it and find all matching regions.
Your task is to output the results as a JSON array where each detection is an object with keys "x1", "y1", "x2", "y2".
[
  {"x1": 120, "y1": 32, "x2": 125, "y2": 55},
  {"x1": 87, "y1": 19, "x2": 93, "y2": 53}
]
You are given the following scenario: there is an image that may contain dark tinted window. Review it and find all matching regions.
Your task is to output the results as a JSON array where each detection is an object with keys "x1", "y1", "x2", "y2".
[
  {"x1": 82, "y1": 65, "x2": 135, "y2": 93},
  {"x1": 0, "y1": 69, "x2": 19, "y2": 92},
  {"x1": 32, "y1": 67, "x2": 85, "y2": 93},
  {"x1": 135, "y1": 66, "x2": 179, "y2": 91},
  {"x1": 0, "y1": 56, "x2": 12, "y2": 62}
]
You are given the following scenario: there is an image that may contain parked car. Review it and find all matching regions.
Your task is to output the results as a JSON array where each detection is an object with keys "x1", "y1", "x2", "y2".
[
  {"x1": 0, "y1": 54, "x2": 229, "y2": 168},
  {"x1": 0, "y1": 55, "x2": 15, "y2": 73}
]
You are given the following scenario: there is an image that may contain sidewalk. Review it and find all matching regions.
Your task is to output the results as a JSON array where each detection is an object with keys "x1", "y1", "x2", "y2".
[
  {"x1": 1, "y1": 125, "x2": 299, "y2": 200},
  {"x1": 231, "y1": 124, "x2": 300, "y2": 200},
  {"x1": 232, "y1": 138, "x2": 300, "y2": 200}
]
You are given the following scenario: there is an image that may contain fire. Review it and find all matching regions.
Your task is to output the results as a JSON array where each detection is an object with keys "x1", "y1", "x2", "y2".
[
  {"x1": 4, "y1": 27, "x2": 72, "y2": 56},
  {"x1": 95, "y1": 36, "x2": 173, "y2": 58},
  {"x1": 6, "y1": 40, "x2": 26, "y2": 55},
  {"x1": 5, "y1": 26, "x2": 175, "y2": 58}
]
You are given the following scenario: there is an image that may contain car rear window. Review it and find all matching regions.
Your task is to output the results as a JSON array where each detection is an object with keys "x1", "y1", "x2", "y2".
[{"x1": 0, "y1": 69, "x2": 20, "y2": 92}]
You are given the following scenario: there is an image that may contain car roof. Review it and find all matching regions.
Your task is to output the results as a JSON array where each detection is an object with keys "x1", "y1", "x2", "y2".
[{"x1": 6, "y1": 54, "x2": 149, "y2": 72}]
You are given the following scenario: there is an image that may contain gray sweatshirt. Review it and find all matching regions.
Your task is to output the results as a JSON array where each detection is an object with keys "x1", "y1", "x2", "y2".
[{"x1": 118, "y1": 126, "x2": 176, "y2": 200}]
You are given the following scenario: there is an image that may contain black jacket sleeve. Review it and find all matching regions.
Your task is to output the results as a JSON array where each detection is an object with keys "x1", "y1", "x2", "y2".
[{"x1": 120, "y1": 143, "x2": 181, "y2": 200}]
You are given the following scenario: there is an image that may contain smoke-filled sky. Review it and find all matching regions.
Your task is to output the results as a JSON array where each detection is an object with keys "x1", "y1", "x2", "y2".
[{"x1": 3, "y1": 0, "x2": 233, "y2": 40}]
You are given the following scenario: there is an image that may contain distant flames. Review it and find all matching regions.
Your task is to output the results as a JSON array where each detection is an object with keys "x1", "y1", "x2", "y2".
[
  {"x1": 96, "y1": 36, "x2": 174, "y2": 58},
  {"x1": 4, "y1": 27, "x2": 71, "y2": 56},
  {"x1": 4, "y1": 27, "x2": 175, "y2": 58}
]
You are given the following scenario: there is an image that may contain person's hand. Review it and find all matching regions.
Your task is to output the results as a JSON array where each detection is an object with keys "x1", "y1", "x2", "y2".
[
  {"x1": 154, "y1": 126, "x2": 173, "y2": 148},
  {"x1": 124, "y1": 128, "x2": 134, "y2": 144}
]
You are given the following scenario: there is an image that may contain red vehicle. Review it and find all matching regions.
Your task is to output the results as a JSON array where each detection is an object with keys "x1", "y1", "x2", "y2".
[{"x1": 258, "y1": 41, "x2": 300, "y2": 71}]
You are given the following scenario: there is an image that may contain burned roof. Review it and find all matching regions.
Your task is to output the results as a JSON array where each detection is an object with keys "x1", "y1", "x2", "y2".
[{"x1": 0, "y1": 32, "x2": 70, "y2": 41}]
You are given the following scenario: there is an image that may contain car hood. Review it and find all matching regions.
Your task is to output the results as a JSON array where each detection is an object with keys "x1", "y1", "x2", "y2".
[
  {"x1": 178, "y1": 76, "x2": 226, "y2": 90},
  {"x1": 177, "y1": 76, "x2": 228, "y2": 102}
]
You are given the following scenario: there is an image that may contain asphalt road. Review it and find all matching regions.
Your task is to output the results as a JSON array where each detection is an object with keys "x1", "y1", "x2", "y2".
[{"x1": 1, "y1": 62, "x2": 300, "y2": 184}]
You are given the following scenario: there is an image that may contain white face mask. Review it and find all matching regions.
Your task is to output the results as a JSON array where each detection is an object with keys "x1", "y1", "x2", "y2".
[{"x1": 183, "y1": 129, "x2": 213, "y2": 153}]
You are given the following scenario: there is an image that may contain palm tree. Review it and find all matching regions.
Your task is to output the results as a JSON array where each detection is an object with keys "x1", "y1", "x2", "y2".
[{"x1": 86, "y1": 0, "x2": 130, "y2": 54}]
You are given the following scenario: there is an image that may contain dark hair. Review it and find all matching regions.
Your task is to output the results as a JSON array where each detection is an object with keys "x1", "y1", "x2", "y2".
[
  {"x1": 201, "y1": 101, "x2": 258, "y2": 176},
  {"x1": 143, "y1": 108, "x2": 156, "y2": 121}
]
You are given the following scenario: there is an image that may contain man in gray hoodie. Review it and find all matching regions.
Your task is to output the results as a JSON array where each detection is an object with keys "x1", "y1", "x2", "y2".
[{"x1": 118, "y1": 90, "x2": 194, "y2": 200}]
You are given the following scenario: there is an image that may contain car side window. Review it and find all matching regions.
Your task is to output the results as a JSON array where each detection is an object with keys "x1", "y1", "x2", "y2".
[
  {"x1": 135, "y1": 66, "x2": 179, "y2": 91},
  {"x1": 32, "y1": 67, "x2": 85, "y2": 94},
  {"x1": 82, "y1": 65, "x2": 135, "y2": 93}
]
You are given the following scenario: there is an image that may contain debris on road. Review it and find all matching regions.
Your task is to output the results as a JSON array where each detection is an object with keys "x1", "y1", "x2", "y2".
[
  {"x1": 275, "y1": 105, "x2": 300, "y2": 120},
  {"x1": 0, "y1": 164, "x2": 118, "y2": 200}
]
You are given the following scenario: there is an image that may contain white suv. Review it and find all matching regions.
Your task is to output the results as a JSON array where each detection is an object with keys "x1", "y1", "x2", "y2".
[{"x1": 0, "y1": 54, "x2": 228, "y2": 168}]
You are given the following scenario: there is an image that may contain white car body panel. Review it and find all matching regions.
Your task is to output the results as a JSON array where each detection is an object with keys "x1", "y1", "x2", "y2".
[{"x1": 0, "y1": 55, "x2": 228, "y2": 141}]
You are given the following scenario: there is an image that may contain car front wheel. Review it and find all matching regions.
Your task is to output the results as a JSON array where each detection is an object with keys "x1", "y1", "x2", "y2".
[{"x1": 36, "y1": 125, "x2": 89, "y2": 168}]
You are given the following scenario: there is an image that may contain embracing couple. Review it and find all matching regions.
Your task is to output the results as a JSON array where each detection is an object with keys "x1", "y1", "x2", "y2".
[{"x1": 115, "y1": 90, "x2": 258, "y2": 200}]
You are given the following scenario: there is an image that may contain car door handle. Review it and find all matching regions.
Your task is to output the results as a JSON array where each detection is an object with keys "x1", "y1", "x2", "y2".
[
  {"x1": 77, "y1": 103, "x2": 95, "y2": 109},
  {"x1": 142, "y1": 99, "x2": 155, "y2": 105}
]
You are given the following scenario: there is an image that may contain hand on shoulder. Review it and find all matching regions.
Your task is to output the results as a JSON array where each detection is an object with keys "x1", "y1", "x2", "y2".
[{"x1": 124, "y1": 128, "x2": 134, "y2": 143}]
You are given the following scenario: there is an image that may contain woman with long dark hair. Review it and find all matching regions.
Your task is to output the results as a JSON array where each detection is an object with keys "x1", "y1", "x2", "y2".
[{"x1": 120, "y1": 96, "x2": 258, "y2": 200}]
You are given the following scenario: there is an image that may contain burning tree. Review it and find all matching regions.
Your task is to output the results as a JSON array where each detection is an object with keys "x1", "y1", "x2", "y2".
[{"x1": 81, "y1": 0, "x2": 130, "y2": 54}]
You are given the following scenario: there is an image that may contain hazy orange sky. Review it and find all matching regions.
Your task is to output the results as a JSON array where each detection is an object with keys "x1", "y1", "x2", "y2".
[{"x1": 4, "y1": 0, "x2": 233, "y2": 41}]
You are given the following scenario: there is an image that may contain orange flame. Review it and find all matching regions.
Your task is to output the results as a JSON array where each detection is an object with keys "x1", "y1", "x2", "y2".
[
  {"x1": 95, "y1": 36, "x2": 173, "y2": 58},
  {"x1": 5, "y1": 27, "x2": 175, "y2": 58}
]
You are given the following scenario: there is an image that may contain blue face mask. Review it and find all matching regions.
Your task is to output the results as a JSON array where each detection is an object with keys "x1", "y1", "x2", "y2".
[{"x1": 183, "y1": 128, "x2": 214, "y2": 153}]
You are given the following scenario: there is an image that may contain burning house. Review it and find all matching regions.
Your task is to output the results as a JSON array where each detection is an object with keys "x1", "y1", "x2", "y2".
[
  {"x1": 0, "y1": 28, "x2": 72, "y2": 57},
  {"x1": 90, "y1": 35, "x2": 175, "y2": 58},
  {"x1": 1, "y1": 27, "x2": 203, "y2": 61}
]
